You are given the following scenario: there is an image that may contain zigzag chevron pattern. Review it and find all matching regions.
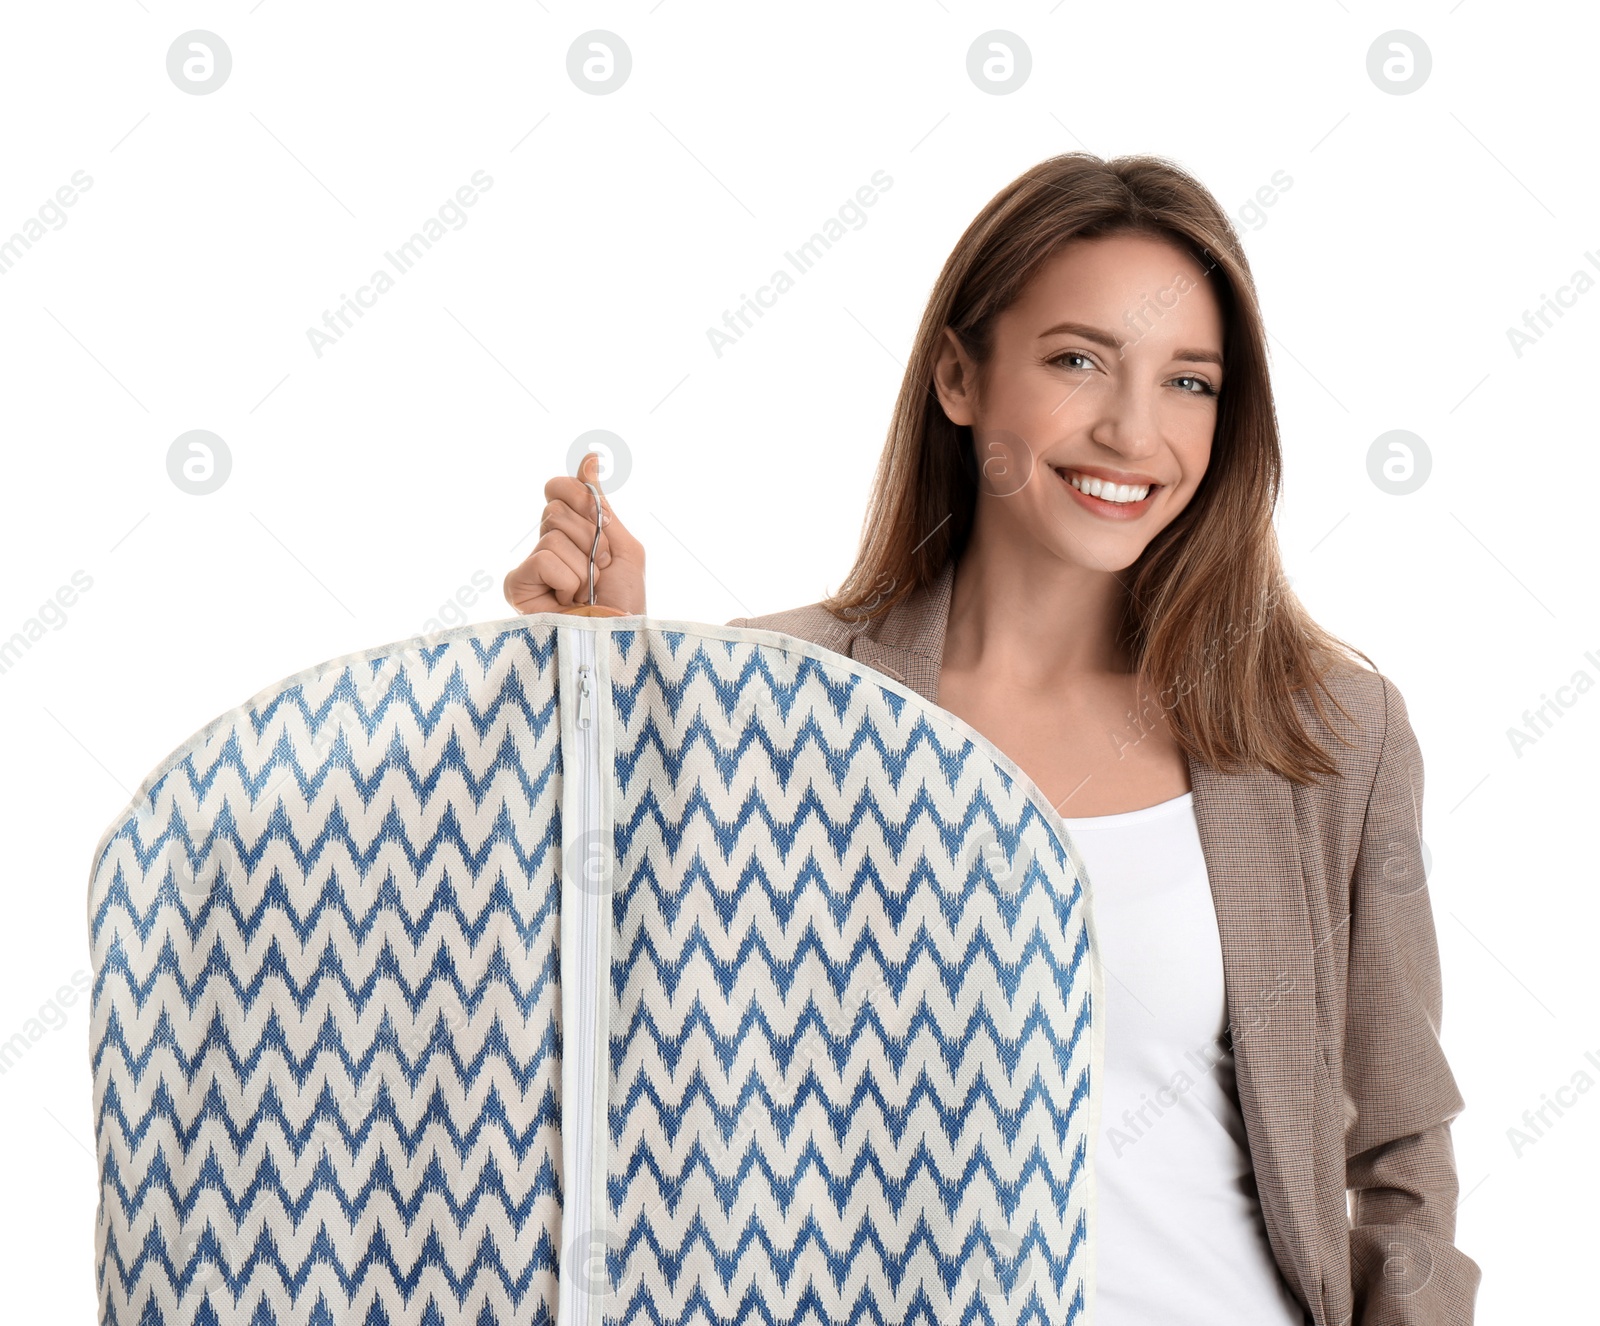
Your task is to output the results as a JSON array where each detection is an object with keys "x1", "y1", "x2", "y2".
[{"x1": 87, "y1": 617, "x2": 1100, "y2": 1325}]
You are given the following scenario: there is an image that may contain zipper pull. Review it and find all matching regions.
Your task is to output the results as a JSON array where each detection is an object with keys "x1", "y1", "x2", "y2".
[{"x1": 577, "y1": 664, "x2": 593, "y2": 728}]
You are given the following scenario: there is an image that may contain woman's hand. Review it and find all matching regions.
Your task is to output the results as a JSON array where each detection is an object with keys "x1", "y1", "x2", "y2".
[{"x1": 502, "y1": 451, "x2": 647, "y2": 616}]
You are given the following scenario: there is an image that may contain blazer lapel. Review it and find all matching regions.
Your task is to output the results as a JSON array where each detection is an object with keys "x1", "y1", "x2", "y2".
[
  {"x1": 850, "y1": 558, "x2": 1327, "y2": 1324},
  {"x1": 846, "y1": 560, "x2": 955, "y2": 706},
  {"x1": 1188, "y1": 758, "x2": 1325, "y2": 1323}
]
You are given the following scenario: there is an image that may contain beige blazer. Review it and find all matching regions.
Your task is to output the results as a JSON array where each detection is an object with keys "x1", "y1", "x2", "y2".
[{"x1": 729, "y1": 557, "x2": 1481, "y2": 1326}]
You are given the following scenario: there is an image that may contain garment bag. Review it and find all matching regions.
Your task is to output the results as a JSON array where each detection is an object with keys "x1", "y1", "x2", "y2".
[{"x1": 86, "y1": 614, "x2": 1102, "y2": 1325}]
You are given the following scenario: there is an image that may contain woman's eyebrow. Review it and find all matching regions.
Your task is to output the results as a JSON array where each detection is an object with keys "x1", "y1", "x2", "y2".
[{"x1": 1038, "y1": 319, "x2": 1223, "y2": 367}]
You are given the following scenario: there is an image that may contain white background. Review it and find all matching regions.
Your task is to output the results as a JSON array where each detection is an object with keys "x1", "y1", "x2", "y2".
[{"x1": 2, "y1": 1, "x2": 1592, "y2": 1319}]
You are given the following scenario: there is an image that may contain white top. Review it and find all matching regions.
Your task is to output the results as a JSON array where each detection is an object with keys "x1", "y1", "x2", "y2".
[{"x1": 1060, "y1": 791, "x2": 1310, "y2": 1326}]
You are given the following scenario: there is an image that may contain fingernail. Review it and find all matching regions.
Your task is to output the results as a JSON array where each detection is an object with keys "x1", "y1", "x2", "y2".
[{"x1": 598, "y1": 550, "x2": 612, "y2": 566}]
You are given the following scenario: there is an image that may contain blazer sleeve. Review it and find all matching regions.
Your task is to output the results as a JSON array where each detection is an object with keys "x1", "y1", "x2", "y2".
[{"x1": 1343, "y1": 674, "x2": 1483, "y2": 1323}]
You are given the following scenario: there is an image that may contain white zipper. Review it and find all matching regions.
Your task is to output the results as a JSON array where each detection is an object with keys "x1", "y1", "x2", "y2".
[
  {"x1": 577, "y1": 660, "x2": 594, "y2": 730},
  {"x1": 558, "y1": 624, "x2": 608, "y2": 1326}
]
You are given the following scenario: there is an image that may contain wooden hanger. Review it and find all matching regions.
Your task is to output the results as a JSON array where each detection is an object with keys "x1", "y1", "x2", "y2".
[{"x1": 555, "y1": 479, "x2": 630, "y2": 617}]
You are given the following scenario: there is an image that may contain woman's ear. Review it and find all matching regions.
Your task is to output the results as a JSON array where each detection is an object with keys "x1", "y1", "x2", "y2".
[{"x1": 931, "y1": 326, "x2": 979, "y2": 427}]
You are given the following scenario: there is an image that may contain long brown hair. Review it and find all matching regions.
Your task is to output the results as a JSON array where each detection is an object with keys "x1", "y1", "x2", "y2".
[{"x1": 819, "y1": 151, "x2": 1374, "y2": 783}]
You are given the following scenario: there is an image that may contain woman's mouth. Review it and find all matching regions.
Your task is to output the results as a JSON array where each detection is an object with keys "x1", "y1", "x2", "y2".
[{"x1": 1053, "y1": 466, "x2": 1160, "y2": 518}]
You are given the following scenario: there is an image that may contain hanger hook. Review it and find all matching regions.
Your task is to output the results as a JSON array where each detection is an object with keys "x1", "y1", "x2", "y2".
[{"x1": 582, "y1": 481, "x2": 605, "y2": 607}]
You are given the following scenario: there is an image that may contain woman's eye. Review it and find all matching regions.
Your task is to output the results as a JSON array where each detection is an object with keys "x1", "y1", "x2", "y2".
[{"x1": 1050, "y1": 353, "x2": 1217, "y2": 398}]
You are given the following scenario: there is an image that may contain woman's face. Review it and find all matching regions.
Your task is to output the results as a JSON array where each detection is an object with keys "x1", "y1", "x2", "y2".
[{"x1": 935, "y1": 231, "x2": 1225, "y2": 575}]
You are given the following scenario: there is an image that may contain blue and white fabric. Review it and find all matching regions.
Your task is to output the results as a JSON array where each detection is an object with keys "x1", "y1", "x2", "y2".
[{"x1": 86, "y1": 615, "x2": 1103, "y2": 1325}]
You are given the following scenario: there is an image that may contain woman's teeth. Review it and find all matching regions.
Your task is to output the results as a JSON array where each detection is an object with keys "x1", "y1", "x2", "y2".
[{"x1": 1059, "y1": 468, "x2": 1152, "y2": 504}]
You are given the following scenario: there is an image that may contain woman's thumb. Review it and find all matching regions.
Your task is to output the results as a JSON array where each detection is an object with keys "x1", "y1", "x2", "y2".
[
  {"x1": 579, "y1": 449, "x2": 606, "y2": 495},
  {"x1": 575, "y1": 450, "x2": 641, "y2": 563}
]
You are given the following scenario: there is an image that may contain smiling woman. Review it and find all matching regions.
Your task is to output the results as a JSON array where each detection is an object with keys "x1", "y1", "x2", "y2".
[
  {"x1": 505, "y1": 150, "x2": 1482, "y2": 1326},
  {"x1": 939, "y1": 238, "x2": 1225, "y2": 557}
]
